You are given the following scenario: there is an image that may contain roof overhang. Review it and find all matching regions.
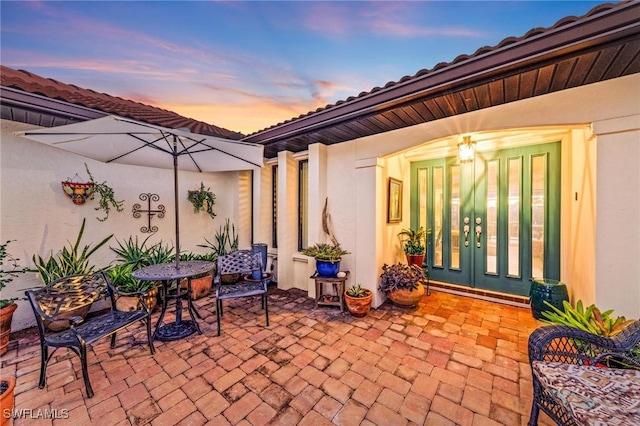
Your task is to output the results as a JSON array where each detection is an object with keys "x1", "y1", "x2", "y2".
[
  {"x1": 243, "y1": 1, "x2": 640, "y2": 158},
  {"x1": 0, "y1": 86, "x2": 106, "y2": 127}
]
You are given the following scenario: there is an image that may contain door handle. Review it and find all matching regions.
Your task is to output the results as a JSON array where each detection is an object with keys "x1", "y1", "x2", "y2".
[
  {"x1": 475, "y1": 217, "x2": 482, "y2": 248},
  {"x1": 463, "y1": 217, "x2": 470, "y2": 247}
]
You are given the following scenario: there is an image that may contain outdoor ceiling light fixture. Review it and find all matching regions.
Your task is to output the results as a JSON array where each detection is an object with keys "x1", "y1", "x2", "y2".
[{"x1": 458, "y1": 135, "x2": 476, "y2": 163}]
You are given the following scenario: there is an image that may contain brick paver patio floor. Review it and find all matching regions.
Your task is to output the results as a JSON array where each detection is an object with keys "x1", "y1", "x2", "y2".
[{"x1": 2, "y1": 287, "x2": 556, "y2": 425}]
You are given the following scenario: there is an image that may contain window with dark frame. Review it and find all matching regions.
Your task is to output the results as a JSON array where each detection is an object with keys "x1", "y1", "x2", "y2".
[
  {"x1": 271, "y1": 165, "x2": 278, "y2": 249},
  {"x1": 298, "y1": 160, "x2": 308, "y2": 251}
]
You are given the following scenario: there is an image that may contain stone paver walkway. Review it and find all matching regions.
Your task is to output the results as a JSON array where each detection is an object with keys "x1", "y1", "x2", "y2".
[{"x1": 2, "y1": 287, "x2": 555, "y2": 425}]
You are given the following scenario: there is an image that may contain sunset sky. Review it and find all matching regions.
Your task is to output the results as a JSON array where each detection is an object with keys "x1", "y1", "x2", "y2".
[{"x1": 1, "y1": 1, "x2": 602, "y2": 135}]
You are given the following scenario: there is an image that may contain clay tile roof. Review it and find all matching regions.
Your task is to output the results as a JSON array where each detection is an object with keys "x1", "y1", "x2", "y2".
[{"x1": 0, "y1": 65, "x2": 243, "y2": 140}]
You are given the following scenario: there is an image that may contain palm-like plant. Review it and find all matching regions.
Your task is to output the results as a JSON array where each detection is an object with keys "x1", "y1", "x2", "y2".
[
  {"x1": 31, "y1": 218, "x2": 113, "y2": 284},
  {"x1": 198, "y1": 218, "x2": 238, "y2": 257},
  {"x1": 110, "y1": 235, "x2": 154, "y2": 270},
  {"x1": 107, "y1": 264, "x2": 156, "y2": 294},
  {"x1": 398, "y1": 227, "x2": 426, "y2": 255}
]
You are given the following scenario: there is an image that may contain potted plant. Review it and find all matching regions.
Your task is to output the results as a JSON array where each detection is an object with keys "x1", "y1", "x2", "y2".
[
  {"x1": 107, "y1": 264, "x2": 159, "y2": 312},
  {"x1": 0, "y1": 375, "x2": 16, "y2": 426},
  {"x1": 84, "y1": 163, "x2": 124, "y2": 222},
  {"x1": 541, "y1": 299, "x2": 634, "y2": 337},
  {"x1": 301, "y1": 243, "x2": 350, "y2": 278},
  {"x1": 32, "y1": 218, "x2": 113, "y2": 285},
  {"x1": 178, "y1": 252, "x2": 216, "y2": 299},
  {"x1": 378, "y1": 263, "x2": 426, "y2": 307},
  {"x1": 61, "y1": 176, "x2": 95, "y2": 205},
  {"x1": 0, "y1": 240, "x2": 26, "y2": 356},
  {"x1": 541, "y1": 300, "x2": 638, "y2": 368},
  {"x1": 110, "y1": 235, "x2": 155, "y2": 271},
  {"x1": 110, "y1": 236, "x2": 175, "y2": 305},
  {"x1": 199, "y1": 219, "x2": 240, "y2": 283},
  {"x1": 398, "y1": 227, "x2": 426, "y2": 267},
  {"x1": 187, "y1": 182, "x2": 217, "y2": 220},
  {"x1": 344, "y1": 284, "x2": 373, "y2": 317},
  {"x1": 31, "y1": 218, "x2": 113, "y2": 330}
]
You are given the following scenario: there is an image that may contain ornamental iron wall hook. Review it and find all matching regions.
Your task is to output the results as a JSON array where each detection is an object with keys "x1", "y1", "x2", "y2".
[{"x1": 132, "y1": 193, "x2": 165, "y2": 233}]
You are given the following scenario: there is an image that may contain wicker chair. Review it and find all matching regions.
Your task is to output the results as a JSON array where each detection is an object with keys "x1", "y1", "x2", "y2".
[
  {"x1": 215, "y1": 250, "x2": 269, "y2": 336},
  {"x1": 25, "y1": 272, "x2": 155, "y2": 398},
  {"x1": 528, "y1": 321, "x2": 640, "y2": 425}
]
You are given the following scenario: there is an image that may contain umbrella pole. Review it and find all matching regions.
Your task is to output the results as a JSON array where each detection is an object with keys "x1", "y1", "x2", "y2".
[{"x1": 173, "y1": 137, "x2": 180, "y2": 268}]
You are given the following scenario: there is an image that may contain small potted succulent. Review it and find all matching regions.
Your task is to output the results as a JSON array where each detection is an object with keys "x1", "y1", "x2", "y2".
[
  {"x1": 301, "y1": 243, "x2": 350, "y2": 278},
  {"x1": 344, "y1": 284, "x2": 373, "y2": 317},
  {"x1": 378, "y1": 263, "x2": 426, "y2": 307}
]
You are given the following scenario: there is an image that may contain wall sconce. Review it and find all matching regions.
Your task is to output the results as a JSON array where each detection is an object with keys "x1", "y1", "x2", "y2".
[{"x1": 458, "y1": 136, "x2": 476, "y2": 163}]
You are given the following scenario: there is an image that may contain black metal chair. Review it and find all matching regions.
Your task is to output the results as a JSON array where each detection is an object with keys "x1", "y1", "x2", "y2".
[
  {"x1": 527, "y1": 321, "x2": 640, "y2": 425},
  {"x1": 215, "y1": 250, "x2": 269, "y2": 336},
  {"x1": 25, "y1": 272, "x2": 155, "y2": 398}
]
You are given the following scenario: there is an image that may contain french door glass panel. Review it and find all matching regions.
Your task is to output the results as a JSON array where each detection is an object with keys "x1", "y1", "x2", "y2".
[
  {"x1": 486, "y1": 160, "x2": 498, "y2": 275},
  {"x1": 450, "y1": 165, "x2": 461, "y2": 270},
  {"x1": 507, "y1": 158, "x2": 521, "y2": 278},
  {"x1": 412, "y1": 142, "x2": 560, "y2": 296},
  {"x1": 433, "y1": 167, "x2": 444, "y2": 268}
]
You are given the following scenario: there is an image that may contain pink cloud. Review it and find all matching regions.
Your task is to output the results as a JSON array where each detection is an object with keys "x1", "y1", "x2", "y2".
[{"x1": 302, "y1": 1, "x2": 485, "y2": 39}]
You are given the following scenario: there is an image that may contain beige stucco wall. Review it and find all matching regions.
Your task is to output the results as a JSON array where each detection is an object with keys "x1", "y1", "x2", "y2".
[
  {"x1": 273, "y1": 73, "x2": 640, "y2": 317},
  {"x1": 1, "y1": 120, "x2": 250, "y2": 330},
  {"x1": 593, "y1": 115, "x2": 640, "y2": 318}
]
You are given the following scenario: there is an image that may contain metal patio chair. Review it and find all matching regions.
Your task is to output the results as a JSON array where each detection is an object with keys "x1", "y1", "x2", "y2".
[
  {"x1": 25, "y1": 272, "x2": 155, "y2": 398},
  {"x1": 215, "y1": 250, "x2": 269, "y2": 336}
]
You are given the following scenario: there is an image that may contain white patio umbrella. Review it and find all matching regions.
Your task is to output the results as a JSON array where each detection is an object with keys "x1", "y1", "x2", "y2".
[{"x1": 15, "y1": 115, "x2": 264, "y2": 266}]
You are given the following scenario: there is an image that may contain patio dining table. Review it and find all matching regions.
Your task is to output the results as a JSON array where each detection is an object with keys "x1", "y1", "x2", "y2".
[{"x1": 132, "y1": 260, "x2": 214, "y2": 341}]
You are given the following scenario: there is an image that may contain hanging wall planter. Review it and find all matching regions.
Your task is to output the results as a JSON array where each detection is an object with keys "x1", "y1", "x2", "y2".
[
  {"x1": 60, "y1": 165, "x2": 124, "y2": 222},
  {"x1": 187, "y1": 182, "x2": 217, "y2": 220},
  {"x1": 61, "y1": 175, "x2": 95, "y2": 205}
]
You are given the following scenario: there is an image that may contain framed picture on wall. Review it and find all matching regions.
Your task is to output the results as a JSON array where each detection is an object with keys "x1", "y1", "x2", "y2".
[{"x1": 387, "y1": 178, "x2": 402, "y2": 223}]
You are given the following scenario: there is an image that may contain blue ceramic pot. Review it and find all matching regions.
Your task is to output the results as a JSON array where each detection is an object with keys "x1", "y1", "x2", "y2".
[{"x1": 316, "y1": 260, "x2": 340, "y2": 278}]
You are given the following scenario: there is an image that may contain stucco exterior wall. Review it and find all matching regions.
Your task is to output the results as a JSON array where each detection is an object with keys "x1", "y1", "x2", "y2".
[
  {"x1": 275, "y1": 74, "x2": 639, "y2": 317},
  {"x1": 593, "y1": 116, "x2": 640, "y2": 318},
  {"x1": 1, "y1": 120, "x2": 248, "y2": 330}
]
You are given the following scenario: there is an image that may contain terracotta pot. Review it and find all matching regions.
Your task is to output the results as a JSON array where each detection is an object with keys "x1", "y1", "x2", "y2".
[
  {"x1": 0, "y1": 303, "x2": 18, "y2": 356},
  {"x1": 220, "y1": 273, "x2": 241, "y2": 285},
  {"x1": 405, "y1": 253, "x2": 425, "y2": 268},
  {"x1": 44, "y1": 304, "x2": 92, "y2": 332},
  {"x1": 180, "y1": 274, "x2": 213, "y2": 300},
  {"x1": 344, "y1": 291, "x2": 373, "y2": 317},
  {"x1": 116, "y1": 286, "x2": 159, "y2": 312},
  {"x1": 0, "y1": 377, "x2": 16, "y2": 426},
  {"x1": 388, "y1": 282, "x2": 425, "y2": 307}
]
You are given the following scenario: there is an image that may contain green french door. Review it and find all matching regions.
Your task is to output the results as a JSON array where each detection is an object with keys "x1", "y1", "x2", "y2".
[{"x1": 410, "y1": 142, "x2": 560, "y2": 296}]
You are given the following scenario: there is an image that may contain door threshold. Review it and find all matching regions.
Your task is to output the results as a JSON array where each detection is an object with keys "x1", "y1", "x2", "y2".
[{"x1": 429, "y1": 281, "x2": 530, "y2": 308}]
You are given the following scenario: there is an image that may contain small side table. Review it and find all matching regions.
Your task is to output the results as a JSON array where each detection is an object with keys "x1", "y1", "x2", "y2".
[{"x1": 312, "y1": 271, "x2": 349, "y2": 312}]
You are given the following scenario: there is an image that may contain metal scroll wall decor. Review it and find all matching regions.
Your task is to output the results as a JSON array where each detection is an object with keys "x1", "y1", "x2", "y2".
[{"x1": 132, "y1": 193, "x2": 165, "y2": 233}]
